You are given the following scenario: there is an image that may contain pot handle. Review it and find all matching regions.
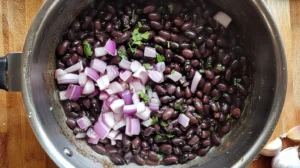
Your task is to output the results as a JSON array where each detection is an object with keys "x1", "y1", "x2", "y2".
[{"x1": 0, "y1": 52, "x2": 22, "y2": 92}]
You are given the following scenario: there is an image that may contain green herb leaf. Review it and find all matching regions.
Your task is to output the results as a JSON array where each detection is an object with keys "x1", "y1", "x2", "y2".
[
  {"x1": 199, "y1": 69, "x2": 205, "y2": 74},
  {"x1": 143, "y1": 63, "x2": 151, "y2": 70},
  {"x1": 223, "y1": 93, "x2": 228, "y2": 97},
  {"x1": 209, "y1": 126, "x2": 215, "y2": 132},
  {"x1": 167, "y1": 41, "x2": 171, "y2": 48},
  {"x1": 138, "y1": 21, "x2": 142, "y2": 28},
  {"x1": 131, "y1": 9, "x2": 137, "y2": 21},
  {"x1": 155, "y1": 44, "x2": 160, "y2": 49},
  {"x1": 217, "y1": 64, "x2": 224, "y2": 71},
  {"x1": 117, "y1": 48, "x2": 128, "y2": 60},
  {"x1": 164, "y1": 133, "x2": 175, "y2": 138},
  {"x1": 237, "y1": 78, "x2": 242, "y2": 83},
  {"x1": 168, "y1": 3, "x2": 174, "y2": 13},
  {"x1": 138, "y1": 91, "x2": 149, "y2": 104},
  {"x1": 160, "y1": 121, "x2": 168, "y2": 127},
  {"x1": 171, "y1": 70, "x2": 176, "y2": 74},
  {"x1": 123, "y1": 27, "x2": 131, "y2": 31},
  {"x1": 194, "y1": 114, "x2": 201, "y2": 119},
  {"x1": 233, "y1": 78, "x2": 241, "y2": 86},
  {"x1": 212, "y1": 97, "x2": 218, "y2": 101},
  {"x1": 128, "y1": 43, "x2": 136, "y2": 53},
  {"x1": 83, "y1": 40, "x2": 93, "y2": 57},
  {"x1": 125, "y1": 83, "x2": 129, "y2": 88},
  {"x1": 131, "y1": 27, "x2": 150, "y2": 48},
  {"x1": 207, "y1": 63, "x2": 212, "y2": 69},
  {"x1": 145, "y1": 85, "x2": 151, "y2": 91},
  {"x1": 174, "y1": 103, "x2": 184, "y2": 113},
  {"x1": 226, "y1": 114, "x2": 232, "y2": 121},
  {"x1": 155, "y1": 134, "x2": 162, "y2": 140},
  {"x1": 157, "y1": 154, "x2": 163, "y2": 159},
  {"x1": 141, "y1": 31, "x2": 150, "y2": 39},
  {"x1": 151, "y1": 116, "x2": 159, "y2": 125},
  {"x1": 132, "y1": 149, "x2": 137, "y2": 152},
  {"x1": 156, "y1": 53, "x2": 165, "y2": 62},
  {"x1": 192, "y1": 42, "x2": 197, "y2": 48}
]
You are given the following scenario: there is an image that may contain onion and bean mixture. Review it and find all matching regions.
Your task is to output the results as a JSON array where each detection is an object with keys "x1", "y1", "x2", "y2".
[{"x1": 55, "y1": 0, "x2": 251, "y2": 165}]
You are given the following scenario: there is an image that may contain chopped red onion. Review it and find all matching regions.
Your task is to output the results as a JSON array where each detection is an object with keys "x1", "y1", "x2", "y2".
[
  {"x1": 152, "y1": 92, "x2": 159, "y2": 99},
  {"x1": 104, "y1": 39, "x2": 117, "y2": 56},
  {"x1": 75, "y1": 133, "x2": 86, "y2": 139},
  {"x1": 97, "y1": 75, "x2": 110, "y2": 90},
  {"x1": 147, "y1": 89, "x2": 153, "y2": 99},
  {"x1": 125, "y1": 116, "x2": 132, "y2": 136},
  {"x1": 144, "y1": 46, "x2": 156, "y2": 58},
  {"x1": 156, "y1": 62, "x2": 166, "y2": 72},
  {"x1": 191, "y1": 71, "x2": 202, "y2": 93},
  {"x1": 149, "y1": 102, "x2": 159, "y2": 112},
  {"x1": 148, "y1": 70, "x2": 164, "y2": 83},
  {"x1": 133, "y1": 67, "x2": 149, "y2": 85},
  {"x1": 99, "y1": 91, "x2": 109, "y2": 100},
  {"x1": 129, "y1": 78, "x2": 145, "y2": 92},
  {"x1": 121, "y1": 90, "x2": 133, "y2": 105},
  {"x1": 135, "y1": 107, "x2": 151, "y2": 120},
  {"x1": 132, "y1": 92, "x2": 140, "y2": 104},
  {"x1": 94, "y1": 121, "x2": 111, "y2": 140},
  {"x1": 102, "y1": 112, "x2": 115, "y2": 128},
  {"x1": 130, "y1": 118, "x2": 141, "y2": 135},
  {"x1": 65, "y1": 84, "x2": 83, "y2": 101},
  {"x1": 113, "y1": 119, "x2": 126, "y2": 130},
  {"x1": 106, "y1": 81, "x2": 124, "y2": 95},
  {"x1": 100, "y1": 56, "x2": 107, "y2": 61},
  {"x1": 88, "y1": 136, "x2": 100, "y2": 144},
  {"x1": 88, "y1": 90, "x2": 99, "y2": 98},
  {"x1": 106, "y1": 65, "x2": 119, "y2": 82},
  {"x1": 178, "y1": 114, "x2": 190, "y2": 127},
  {"x1": 86, "y1": 127, "x2": 97, "y2": 138},
  {"x1": 107, "y1": 130, "x2": 120, "y2": 140},
  {"x1": 150, "y1": 98, "x2": 161, "y2": 105},
  {"x1": 110, "y1": 99, "x2": 125, "y2": 113},
  {"x1": 111, "y1": 140, "x2": 116, "y2": 145},
  {"x1": 142, "y1": 118, "x2": 153, "y2": 127},
  {"x1": 59, "y1": 91, "x2": 68, "y2": 100},
  {"x1": 105, "y1": 95, "x2": 119, "y2": 107},
  {"x1": 94, "y1": 47, "x2": 108, "y2": 57},
  {"x1": 90, "y1": 59, "x2": 107, "y2": 74},
  {"x1": 213, "y1": 11, "x2": 232, "y2": 28},
  {"x1": 119, "y1": 59, "x2": 132, "y2": 70},
  {"x1": 79, "y1": 72, "x2": 88, "y2": 87},
  {"x1": 123, "y1": 104, "x2": 137, "y2": 114},
  {"x1": 57, "y1": 74, "x2": 79, "y2": 84},
  {"x1": 167, "y1": 71, "x2": 182, "y2": 82},
  {"x1": 85, "y1": 67, "x2": 100, "y2": 82},
  {"x1": 65, "y1": 61, "x2": 83, "y2": 73},
  {"x1": 55, "y1": 69, "x2": 67, "y2": 79},
  {"x1": 114, "y1": 134, "x2": 122, "y2": 140},
  {"x1": 136, "y1": 102, "x2": 146, "y2": 113},
  {"x1": 82, "y1": 79, "x2": 95, "y2": 95},
  {"x1": 130, "y1": 60, "x2": 142, "y2": 72},
  {"x1": 120, "y1": 70, "x2": 132, "y2": 82},
  {"x1": 76, "y1": 116, "x2": 92, "y2": 130}
]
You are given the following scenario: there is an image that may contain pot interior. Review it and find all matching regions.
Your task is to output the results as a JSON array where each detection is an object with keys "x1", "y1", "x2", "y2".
[{"x1": 24, "y1": 0, "x2": 284, "y2": 167}]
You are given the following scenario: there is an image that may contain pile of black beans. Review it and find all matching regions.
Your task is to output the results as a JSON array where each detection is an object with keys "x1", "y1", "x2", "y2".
[{"x1": 56, "y1": 0, "x2": 251, "y2": 165}]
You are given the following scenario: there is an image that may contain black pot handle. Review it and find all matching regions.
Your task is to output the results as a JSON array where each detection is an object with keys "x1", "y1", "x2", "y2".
[{"x1": 0, "y1": 53, "x2": 22, "y2": 91}]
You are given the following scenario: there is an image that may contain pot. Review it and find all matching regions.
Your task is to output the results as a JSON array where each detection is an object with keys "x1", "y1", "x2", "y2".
[{"x1": 0, "y1": 0, "x2": 287, "y2": 167}]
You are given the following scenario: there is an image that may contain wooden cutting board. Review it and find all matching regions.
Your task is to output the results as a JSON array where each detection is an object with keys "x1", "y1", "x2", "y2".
[{"x1": 0, "y1": 0, "x2": 299, "y2": 167}]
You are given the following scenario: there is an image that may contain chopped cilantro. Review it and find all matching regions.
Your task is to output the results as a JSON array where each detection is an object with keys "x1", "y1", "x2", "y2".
[
  {"x1": 151, "y1": 116, "x2": 159, "y2": 125},
  {"x1": 156, "y1": 53, "x2": 165, "y2": 62},
  {"x1": 217, "y1": 64, "x2": 224, "y2": 71},
  {"x1": 155, "y1": 134, "x2": 162, "y2": 139},
  {"x1": 200, "y1": 59, "x2": 204, "y2": 66},
  {"x1": 128, "y1": 43, "x2": 136, "y2": 53},
  {"x1": 157, "y1": 133, "x2": 175, "y2": 139},
  {"x1": 155, "y1": 44, "x2": 160, "y2": 49},
  {"x1": 143, "y1": 63, "x2": 151, "y2": 69},
  {"x1": 145, "y1": 85, "x2": 151, "y2": 90},
  {"x1": 226, "y1": 114, "x2": 232, "y2": 121},
  {"x1": 164, "y1": 133, "x2": 175, "y2": 138},
  {"x1": 207, "y1": 63, "x2": 212, "y2": 69},
  {"x1": 83, "y1": 40, "x2": 93, "y2": 57},
  {"x1": 160, "y1": 121, "x2": 168, "y2": 127},
  {"x1": 168, "y1": 3, "x2": 174, "y2": 13},
  {"x1": 192, "y1": 42, "x2": 197, "y2": 48},
  {"x1": 175, "y1": 103, "x2": 184, "y2": 113},
  {"x1": 123, "y1": 27, "x2": 131, "y2": 31},
  {"x1": 223, "y1": 93, "x2": 228, "y2": 97},
  {"x1": 138, "y1": 91, "x2": 149, "y2": 104},
  {"x1": 212, "y1": 97, "x2": 218, "y2": 101},
  {"x1": 199, "y1": 69, "x2": 205, "y2": 74},
  {"x1": 209, "y1": 126, "x2": 215, "y2": 131},
  {"x1": 233, "y1": 78, "x2": 242, "y2": 86},
  {"x1": 131, "y1": 9, "x2": 138, "y2": 22},
  {"x1": 157, "y1": 154, "x2": 163, "y2": 159},
  {"x1": 124, "y1": 83, "x2": 129, "y2": 88},
  {"x1": 117, "y1": 48, "x2": 127, "y2": 60},
  {"x1": 138, "y1": 21, "x2": 142, "y2": 28},
  {"x1": 171, "y1": 70, "x2": 176, "y2": 74},
  {"x1": 194, "y1": 114, "x2": 201, "y2": 119},
  {"x1": 132, "y1": 149, "x2": 137, "y2": 152},
  {"x1": 237, "y1": 78, "x2": 242, "y2": 82},
  {"x1": 167, "y1": 41, "x2": 171, "y2": 48}
]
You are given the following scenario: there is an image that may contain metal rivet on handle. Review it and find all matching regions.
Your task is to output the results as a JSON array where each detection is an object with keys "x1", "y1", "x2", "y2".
[{"x1": 63, "y1": 147, "x2": 73, "y2": 157}]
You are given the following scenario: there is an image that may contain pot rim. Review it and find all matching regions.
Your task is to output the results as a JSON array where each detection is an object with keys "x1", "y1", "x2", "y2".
[{"x1": 20, "y1": 0, "x2": 287, "y2": 168}]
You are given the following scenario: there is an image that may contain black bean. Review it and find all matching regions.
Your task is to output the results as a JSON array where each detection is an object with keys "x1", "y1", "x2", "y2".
[
  {"x1": 221, "y1": 123, "x2": 231, "y2": 135},
  {"x1": 158, "y1": 30, "x2": 171, "y2": 40},
  {"x1": 237, "y1": 84, "x2": 248, "y2": 95},
  {"x1": 132, "y1": 136, "x2": 141, "y2": 149},
  {"x1": 211, "y1": 132, "x2": 222, "y2": 146},
  {"x1": 203, "y1": 82, "x2": 212, "y2": 95},
  {"x1": 149, "y1": 12, "x2": 161, "y2": 21},
  {"x1": 175, "y1": 87, "x2": 184, "y2": 98},
  {"x1": 143, "y1": 5, "x2": 156, "y2": 14},
  {"x1": 154, "y1": 36, "x2": 167, "y2": 46},
  {"x1": 172, "y1": 137, "x2": 186, "y2": 146},
  {"x1": 181, "y1": 49, "x2": 194, "y2": 59},
  {"x1": 181, "y1": 21, "x2": 193, "y2": 31},
  {"x1": 57, "y1": 40, "x2": 71, "y2": 56},
  {"x1": 184, "y1": 30, "x2": 197, "y2": 39},
  {"x1": 174, "y1": 17, "x2": 184, "y2": 27},
  {"x1": 225, "y1": 69, "x2": 232, "y2": 82},
  {"x1": 160, "y1": 144, "x2": 172, "y2": 155},
  {"x1": 162, "y1": 108, "x2": 175, "y2": 120},
  {"x1": 188, "y1": 135, "x2": 200, "y2": 145},
  {"x1": 198, "y1": 147, "x2": 209, "y2": 156},
  {"x1": 148, "y1": 151, "x2": 159, "y2": 161},
  {"x1": 92, "y1": 144, "x2": 106, "y2": 155},
  {"x1": 205, "y1": 70, "x2": 215, "y2": 80},
  {"x1": 134, "y1": 155, "x2": 145, "y2": 165},
  {"x1": 182, "y1": 145, "x2": 192, "y2": 152},
  {"x1": 231, "y1": 60, "x2": 239, "y2": 70},
  {"x1": 201, "y1": 139, "x2": 211, "y2": 147},
  {"x1": 145, "y1": 159, "x2": 159, "y2": 166},
  {"x1": 66, "y1": 118, "x2": 76, "y2": 129},
  {"x1": 150, "y1": 21, "x2": 163, "y2": 30},
  {"x1": 163, "y1": 155, "x2": 178, "y2": 165},
  {"x1": 155, "y1": 85, "x2": 167, "y2": 95},
  {"x1": 144, "y1": 127, "x2": 155, "y2": 136},
  {"x1": 114, "y1": 31, "x2": 131, "y2": 44},
  {"x1": 124, "y1": 151, "x2": 134, "y2": 164},
  {"x1": 232, "y1": 108, "x2": 241, "y2": 117},
  {"x1": 179, "y1": 154, "x2": 189, "y2": 164},
  {"x1": 109, "y1": 154, "x2": 125, "y2": 165}
]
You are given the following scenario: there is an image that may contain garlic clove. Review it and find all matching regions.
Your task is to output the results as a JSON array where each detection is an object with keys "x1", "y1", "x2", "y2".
[
  {"x1": 287, "y1": 125, "x2": 300, "y2": 142},
  {"x1": 272, "y1": 146, "x2": 300, "y2": 168},
  {"x1": 260, "y1": 138, "x2": 282, "y2": 157}
]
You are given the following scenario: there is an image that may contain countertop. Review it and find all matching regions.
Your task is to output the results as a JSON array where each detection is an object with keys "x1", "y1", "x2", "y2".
[{"x1": 0, "y1": 0, "x2": 299, "y2": 167}]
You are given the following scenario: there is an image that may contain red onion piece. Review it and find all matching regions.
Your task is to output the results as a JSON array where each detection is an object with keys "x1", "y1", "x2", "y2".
[
  {"x1": 90, "y1": 59, "x2": 107, "y2": 74},
  {"x1": 125, "y1": 116, "x2": 132, "y2": 136},
  {"x1": 102, "y1": 112, "x2": 115, "y2": 128},
  {"x1": 119, "y1": 59, "x2": 132, "y2": 70},
  {"x1": 79, "y1": 72, "x2": 88, "y2": 87},
  {"x1": 55, "y1": 69, "x2": 67, "y2": 79},
  {"x1": 111, "y1": 140, "x2": 116, "y2": 145},
  {"x1": 155, "y1": 62, "x2": 166, "y2": 72},
  {"x1": 133, "y1": 67, "x2": 149, "y2": 85},
  {"x1": 123, "y1": 104, "x2": 137, "y2": 114},
  {"x1": 94, "y1": 47, "x2": 108, "y2": 57},
  {"x1": 142, "y1": 118, "x2": 153, "y2": 127},
  {"x1": 88, "y1": 89, "x2": 99, "y2": 98},
  {"x1": 129, "y1": 79, "x2": 145, "y2": 92},
  {"x1": 178, "y1": 114, "x2": 190, "y2": 127},
  {"x1": 167, "y1": 71, "x2": 182, "y2": 82},
  {"x1": 65, "y1": 61, "x2": 83, "y2": 73},
  {"x1": 114, "y1": 113, "x2": 123, "y2": 122},
  {"x1": 191, "y1": 71, "x2": 202, "y2": 93},
  {"x1": 82, "y1": 79, "x2": 95, "y2": 95},
  {"x1": 152, "y1": 92, "x2": 159, "y2": 99},
  {"x1": 57, "y1": 74, "x2": 79, "y2": 84},
  {"x1": 114, "y1": 134, "x2": 122, "y2": 140},
  {"x1": 106, "y1": 81, "x2": 124, "y2": 95},
  {"x1": 144, "y1": 46, "x2": 156, "y2": 58},
  {"x1": 104, "y1": 39, "x2": 117, "y2": 56},
  {"x1": 86, "y1": 127, "x2": 97, "y2": 138},
  {"x1": 105, "y1": 95, "x2": 119, "y2": 108},
  {"x1": 130, "y1": 118, "x2": 141, "y2": 135},
  {"x1": 113, "y1": 119, "x2": 126, "y2": 130},
  {"x1": 110, "y1": 99, "x2": 125, "y2": 113},
  {"x1": 94, "y1": 121, "x2": 111, "y2": 140},
  {"x1": 120, "y1": 70, "x2": 132, "y2": 82},
  {"x1": 65, "y1": 84, "x2": 83, "y2": 101},
  {"x1": 59, "y1": 91, "x2": 68, "y2": 101},
  {"x1": 88, "y1": 136, "x2": 100, "y2": 144},
  {"x1": 147, "y1": 89, "x2": 153, "y2": 99},
  {"x1": 107, "y1": 130, "x2": 120, "y2": 140},
  {"x1": 148, "y1": 70, "x2": 164, "y2": 83},
  {"x1": 75, "y1": 132, "x2": 86, "y2": 139},
  {"x1": 130, "y1": 60, "x2": 142, "y2": 72},
  {"x1": 135, "y1": 107, "x2": 151, "y2": 120},
  {"x1": 149, "y1": 102, "x2": 159, "y2": 112},
  {"x1": 136, "y1": 102, "x2": 146, "y2": 113},
  {"x1": 97, "y1": 75, "x2": 110, "y2": 90},
  {"x1": 213, "y1": 11, "x2": 232, "y2": 28},
  {"x1": 99, "y1": 91, "x2": 109, "y2": 100},
  {"x1": 106, "y1": 65, "x2": 119, "y2": 82},
  {"x1": 76, "y1": 116, "x2": 92, "y2": 130},
  {"x1": 85, "y1": 67, "x2": 100, "y2": 82},
  {"x1": 121, "y1": 90, "x2": 133, "y2": 105}
]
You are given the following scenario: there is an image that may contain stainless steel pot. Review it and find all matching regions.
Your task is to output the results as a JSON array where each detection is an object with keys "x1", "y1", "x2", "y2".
[{"x1": 0, "y1": 0, "x2": 287, "y2": 167}]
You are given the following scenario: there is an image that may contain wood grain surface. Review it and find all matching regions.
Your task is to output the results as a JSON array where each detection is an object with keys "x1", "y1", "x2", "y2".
[{"x1": 0, "y1": 0, "x2": 299, "y2": 167}]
